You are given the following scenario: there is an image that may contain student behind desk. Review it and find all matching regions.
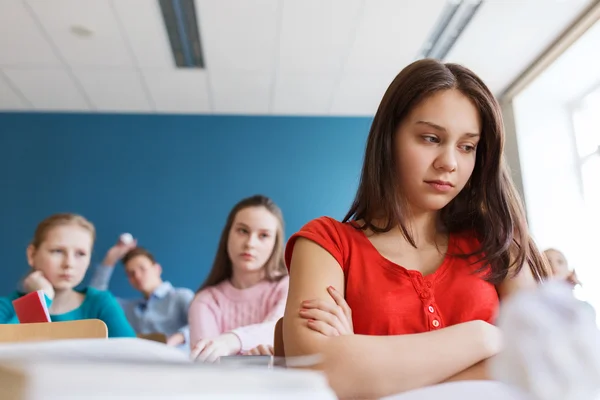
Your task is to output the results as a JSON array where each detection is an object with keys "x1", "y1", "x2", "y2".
[
  {"x1": 282, "y1": 59, "x2": 552, "y2": 399},
  {"x1": 0, "y1": 213, "x2": 135, "y2": 338},
  {"x1": 543, "y1": 248, "x2": 581, "y2": 288},
  {"x1": 90, "y1": 241, "x2": 194, "y2": 350},
  {"x1": 188, "y1": 195, "x2": 289, "y2": 362}
]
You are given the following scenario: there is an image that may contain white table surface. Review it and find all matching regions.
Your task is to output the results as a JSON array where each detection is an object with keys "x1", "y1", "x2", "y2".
[
  {"x1": 0, "y1": 338, "x2": 536, "y2": 400},
  {"x1": 0, "y1": 338, "x2": 336, "y2": 400}
]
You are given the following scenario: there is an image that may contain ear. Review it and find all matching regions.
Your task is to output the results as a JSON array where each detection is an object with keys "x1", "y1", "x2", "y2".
[
  {"x1": 155, "y1": 263, "x2": 163, "y2": 276},
  {"x1": 26, "y1": 245, "x2": 36, "y2": 268}
]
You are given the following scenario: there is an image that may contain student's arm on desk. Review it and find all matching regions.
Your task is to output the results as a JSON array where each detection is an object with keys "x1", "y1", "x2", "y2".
[{"x1": 283, "y1": 238, "x2": 501, "y2": 399}]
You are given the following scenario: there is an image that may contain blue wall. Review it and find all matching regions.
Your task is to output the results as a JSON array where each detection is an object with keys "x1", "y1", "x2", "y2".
[{"x1": 0, "y1": 112, "x2": 370, "y2": 298}]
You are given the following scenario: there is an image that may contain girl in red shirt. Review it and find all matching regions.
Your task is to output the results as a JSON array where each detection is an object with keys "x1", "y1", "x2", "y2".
[{"x1": 282, "y1": 58, "x2": 550, "y2": 399}]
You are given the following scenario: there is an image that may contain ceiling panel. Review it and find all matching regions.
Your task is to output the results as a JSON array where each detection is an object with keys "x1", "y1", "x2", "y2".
[
  {"x1": 210, "y1": 71, "x2": 271, "y2": 114},
  {"x1": 0, "y1": 71, "x2": 30, "y2": 109},
  {"x1": 26, "y1": 0, "x2": 134, "y2": 68},
  {"x1": 111, "y1": 0, "x2": 173, "y2": 69},
  {"x1": 142, "y1": 70, "x2": 211, "y2": 114},
  {"x1": 73, "y1": 69, "x2": 152, "y2": 112},
  {"x1": 343, "y1": 0, "x2": 447, "y2": 74},
  {"x1": 272, "y1": 73, "x2": 337, "y2": 115},
  {"x1": 197, "y1": 0, "x2": 279, "y2": 73},
  {"x1": 0, "y1": 0, "x2": 61, "y2": 67},
  {"x1": 277, "y1": 0, "x2": 362, "y2": 74},
  {"x1": 0, "y1": 0, "x2": 594, "y2": 115},
  {"x1": 330, "y1": 72, "x2": 394, "y2": 116},
  {"x1": 445, "y1": 0, "x2": 594, "y2": 95},
  {"x1": 3, "y1": 68, "x2": 90, "y2": 111}
]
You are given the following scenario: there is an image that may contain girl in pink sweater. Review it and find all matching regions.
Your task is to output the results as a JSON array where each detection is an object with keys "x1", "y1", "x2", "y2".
[{"x1": 188, "y1": 195, "x2": 289, "y2": 362}]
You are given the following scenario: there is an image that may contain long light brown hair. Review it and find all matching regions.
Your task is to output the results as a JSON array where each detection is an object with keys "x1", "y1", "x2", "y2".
[
  {"x1": 197, "y1": 195, "x2": 287, "y2": 292},
  {"x1": 344, "y1": 58, "x2": 549, "y2": 284},
  {"x1": 31, "y1": 213, "x2": 96, "y2": 249}
]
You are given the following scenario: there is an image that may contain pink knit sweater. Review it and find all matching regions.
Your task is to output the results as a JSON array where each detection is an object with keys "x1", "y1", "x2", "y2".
[{"x1": 188, "y1": 276, "x2": 289, "y2": 352}]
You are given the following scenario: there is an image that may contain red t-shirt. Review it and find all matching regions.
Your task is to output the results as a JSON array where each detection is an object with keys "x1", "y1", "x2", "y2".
[{"x1": 285, "y1": 217, "x2": 499, "y2": 335}]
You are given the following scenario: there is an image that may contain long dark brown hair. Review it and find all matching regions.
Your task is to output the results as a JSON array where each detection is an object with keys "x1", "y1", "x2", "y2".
[
  {"x1": 197, "y1": 195, "x2": 287, "y2": 292},
  {"x1": 344, "y1": 58, "x2": 549, "y2": 284}
]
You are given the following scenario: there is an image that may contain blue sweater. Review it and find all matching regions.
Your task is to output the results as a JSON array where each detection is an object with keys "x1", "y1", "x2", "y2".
[{"x1": 0, "y1": 287, "x2": 136, "y2": 338}]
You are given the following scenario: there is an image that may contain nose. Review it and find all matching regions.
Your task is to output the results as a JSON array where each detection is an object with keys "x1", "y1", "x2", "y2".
[
  {"x1": 434, "y1": 146, "x2": 457, "y2": 173},
  {"x1": 244, "y1": 233, "x2": 259, "y2": 249},
  {"x1": 62, "y1": 252, "x2": 76, "y2": 270}
]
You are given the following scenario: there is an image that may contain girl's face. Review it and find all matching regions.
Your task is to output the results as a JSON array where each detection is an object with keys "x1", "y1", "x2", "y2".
[
  {"x1": 227, "y1": 206, "x2": 278, "y2": 276},
  {"x1": 394, "y1": 89, "x2": 481, "y2": 214},
  {"x1": 27, "y1": 224, "x2": 93, "y2": 290},
  {"x1": 544, "y1": 249, "x2": 569, "y2": 278}
]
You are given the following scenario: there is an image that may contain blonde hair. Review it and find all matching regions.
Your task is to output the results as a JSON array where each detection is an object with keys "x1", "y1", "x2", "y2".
[{"x1": 31, "y1": 213, "x2": 96, "y2": 249}]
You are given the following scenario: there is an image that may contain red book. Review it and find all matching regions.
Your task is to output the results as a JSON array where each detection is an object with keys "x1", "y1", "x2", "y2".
[{"x1": 12, "y1": 290, "x2": 52, "y2": 323}]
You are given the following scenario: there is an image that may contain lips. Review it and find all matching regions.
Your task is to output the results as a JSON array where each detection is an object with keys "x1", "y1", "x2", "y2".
[
  {"x1": 241, "y1": 253, "x2": 255, "y2": 260},
  {"x1": 425, "y1": 180, "x2": 454, "y2": 187},
  {"x1": 425, "y1": 180, "x2": 454, "y2": 193}
]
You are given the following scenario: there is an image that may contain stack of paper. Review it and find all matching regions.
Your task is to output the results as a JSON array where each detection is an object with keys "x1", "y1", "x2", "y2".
[{"x1": 0, "y1": 338, "x2": 336, "y2": 400}]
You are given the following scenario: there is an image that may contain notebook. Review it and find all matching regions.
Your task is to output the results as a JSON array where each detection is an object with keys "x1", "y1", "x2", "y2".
[{"x1": 12, "y1": 291, "x2": 51, "y2": 324}]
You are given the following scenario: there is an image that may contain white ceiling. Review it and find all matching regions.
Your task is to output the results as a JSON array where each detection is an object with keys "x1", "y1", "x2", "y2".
[{"x1": 0, "y1": 0, "x2": 594, "y2": 116}]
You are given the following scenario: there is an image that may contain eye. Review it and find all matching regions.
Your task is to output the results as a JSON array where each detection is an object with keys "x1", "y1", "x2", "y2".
[
  {"x1": 51, "y1": 249, "x2": 62, "y2": 254},
  {"x1": 237, "y1": 228, "x2": 249, "y2": 234},
  {"x1": 459, "y1": 144, "x2": 477, "y2": 152},
  {"x1": 259, "y1": 233, "x2": 270, "y2": 239},
  {"x1": 422, "y1": 135, "x2": 440, "y2": 144},
  {"x1": 76, "y1": 251, "x2": 87, "y2": 257}
]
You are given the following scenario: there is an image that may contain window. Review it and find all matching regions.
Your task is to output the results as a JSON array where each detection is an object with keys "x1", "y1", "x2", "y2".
[
  {"x1": 571, "y1": 86, "x2": 600, "y2": 309},
  {"x1": 572, "y1": 87, "x2": 600, "y2": 219}
]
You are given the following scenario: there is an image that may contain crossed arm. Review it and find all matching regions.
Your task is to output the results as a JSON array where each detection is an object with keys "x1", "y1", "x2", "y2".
[{"x1": 283, "y1": 238, "x2": 536, "y2": 399}]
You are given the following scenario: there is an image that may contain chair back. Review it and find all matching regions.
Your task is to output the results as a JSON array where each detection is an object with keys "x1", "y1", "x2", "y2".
[{"x1": 0, "y1": 319, "x2": 108, "y2": 343}]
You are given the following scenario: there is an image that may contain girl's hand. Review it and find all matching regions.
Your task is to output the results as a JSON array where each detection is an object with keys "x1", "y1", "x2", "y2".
[
  {"x1": 566, "y1": 270, "x2": 581, "y2": 287},
  {"x1": 23, "y1": 271, "x2": 55, "y2": 300},
  {"x1": 299, "y1": 286, "x2": 353, "y2": 336},
  {"x1": 190, "y1": 333, "x2": 241, "y2": 363},
  {"x1": 245, "y1": 344, "x2": 274, "y2": 356}
]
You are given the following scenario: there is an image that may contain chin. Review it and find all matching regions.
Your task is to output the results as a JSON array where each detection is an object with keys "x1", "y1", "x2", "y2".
[
  {"x1": 419, "y1": 196, "x2": 456, "y2": 212},
  {"x1": 51, "y1": 283, "x2": 75, "y2": 291},
  {"x1": 236, "y1": 263, "x2": 263, "y2": 273},
  {"x1": 414, "y1": 202, "x2": 449, "y2": 213}
]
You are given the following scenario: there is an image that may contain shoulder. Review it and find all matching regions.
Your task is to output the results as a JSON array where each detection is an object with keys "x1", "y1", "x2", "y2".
[
  {"x1": 0, "y1": 291, "x2": 21, "y2": 304},
  {"x1": 294, "y1": 216, "x2": 349, "y2": 238},
  {"x1": 173, "y1": 286, "x2": 195, "y2": 299},
  {"x1": 285, "y1": 216, "x2": 356, "y2": 271},
  {"x1": 270, "y1": 275, "x2": 289, "y2": 293},
  {"x1": 191, "y1": 284, "x2": 221, "y2": 306},
  {"x1": 0, "y1": 293, "x2": 17, "y2": 310},
  {"x1": 82, "y1": 287, "x2": 120, "y2": 308}
]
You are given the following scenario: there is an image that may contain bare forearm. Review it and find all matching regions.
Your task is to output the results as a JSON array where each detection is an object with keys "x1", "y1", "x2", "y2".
[
  {"x1": 286, "y1": 320, "x2": 498, "y2": 399},
  {"x1": 443, "y1": 359, "x2": 491, "y2": 383}
]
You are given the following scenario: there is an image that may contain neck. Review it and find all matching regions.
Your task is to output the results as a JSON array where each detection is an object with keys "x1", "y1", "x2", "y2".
[
  {"x1": 230, "y1": 270, "x2": 265, "y2": 290},
  {"x1": 52, "y1": 288, "x2": 75, "y2": 304},
  {"x1": 142, "y1": 280, "x2": 163, "y2": 299},
  {"x1": 402, "y1": 209, "x2": 441, "y2": 247}
]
